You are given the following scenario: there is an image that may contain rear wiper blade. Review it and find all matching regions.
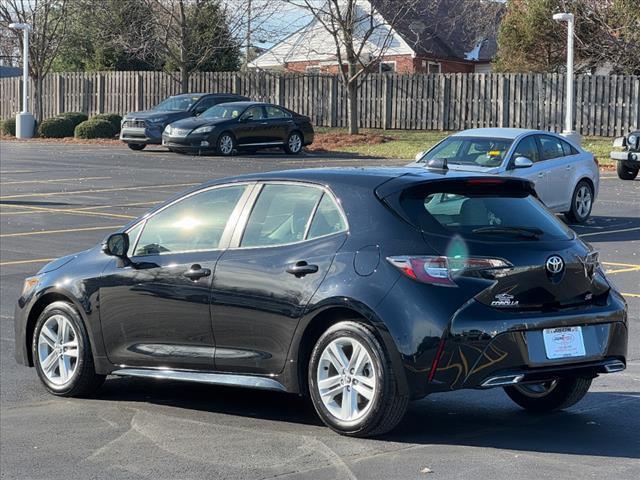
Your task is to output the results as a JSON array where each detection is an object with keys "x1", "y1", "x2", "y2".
[{"x1": 472, "y1": 226, "x2": 543, "y2": 238}]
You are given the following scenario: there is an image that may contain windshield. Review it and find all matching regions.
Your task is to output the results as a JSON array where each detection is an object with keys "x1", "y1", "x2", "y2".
[
  {"x1": 153, "y1": 95, "x2": 202, "y2": 112},
  {"x1": 395, "y1": 184, "x2": 572, "y2": 241},
  {"x1": 421, "y1": 136, "x2": 513, "y2": 168},
  {"x1": 201, "y1": 104, "x2": 245, "y2": 120}
]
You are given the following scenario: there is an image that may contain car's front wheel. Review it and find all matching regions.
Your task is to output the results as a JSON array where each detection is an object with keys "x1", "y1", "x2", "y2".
[
  {"x1": 284, "y1": 131, "x2": 303, "y2": 155},
  {"x1": 504, "y1": 377, "x2": 592, "y2": 412},
  {"x1": 565, "y1": 180, "x2": 593, "y2": 223},
  {"x1": 32, "y1": 301, "x2": 105, "y2": 397},
  {"x1": 617, "y1": 161, "x2": 639, "y2": 180},
  {"x1": 127, "y1": 143, "x2": 145, "y2": 151},
  {"x1": 308, "y1": 321, "x2": 408, "y2": 437},
  {"x1": 217, "y1": 132, "x2": 236, "y2": 156}
]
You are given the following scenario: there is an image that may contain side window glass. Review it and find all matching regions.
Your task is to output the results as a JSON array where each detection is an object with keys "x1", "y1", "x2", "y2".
[
  {"x1": 243, "y1": 107, "x2": 265, "y2": 121},
  {"x1": 265, "y1": 106, "x2": 291, "y2": 119},
  {"x1": 539, "y1": 136, "x2": 565, "y2": 160},
  {"x1": 241, "y1": 184, "x2": 322, "y2": 247},
  {"x1": 133, "y1": 185, "x2": 245, "y2": 256},
  {"x1": 561, "y1": 140, "x2": 578, "y2": 156},
  {"x1": 308, "y1": 194, "x2": 347, "y2": 239},
  {"x1": 513, "y1": 136, "x2": 540, "y2": 163}
]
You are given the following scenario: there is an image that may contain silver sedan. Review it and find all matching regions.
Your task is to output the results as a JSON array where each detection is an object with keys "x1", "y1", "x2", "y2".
[{"x1": 409, "y1": 128, "x2": 600, "y2": 223}]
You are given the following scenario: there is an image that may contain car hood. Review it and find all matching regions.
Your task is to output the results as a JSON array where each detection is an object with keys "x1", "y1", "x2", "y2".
[
  {"x1": 405, "y1": 161, "x2": 502, "y2": 174},
  {"x1": 169, "y1": 116, "x2": 231, "y2": 129},
  {"x1": 124, "y1": 110, "x2": 191, "y2": 122},
  {"x1": 37, "y1": 253, "x2": 78, "y2": 274}
]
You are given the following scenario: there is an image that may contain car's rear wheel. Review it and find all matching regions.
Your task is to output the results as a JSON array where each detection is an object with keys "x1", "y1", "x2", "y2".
[
  {"x1": 308, "y1": 321, "x2": 408, "y2": 437},
  {"x1": 565, "y1": 180, "x2": 593, "y2": 223},
  {"x1": 284, "y1": 131, "x2": 303, "y2": 155},
  {"x1": 127, "y1": 143, "x2": 145, "y2": 151},
  {"x1": 217, "y1": 132, "x2": 236, "y2": 156},
  {"x1": 617, "y1": 162, "x2": 639, "y2": 180},
  {"x1": 32, "y1": 301, "x2": 105, "y2": 397},
  {"x1": 504, "y1": 377, "x2": 592, "y2": 412}
]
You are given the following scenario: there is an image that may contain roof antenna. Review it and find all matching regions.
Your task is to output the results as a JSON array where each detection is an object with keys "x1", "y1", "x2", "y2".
[{"x1": 426, "y1": 157, "x2": 448, "y2": 170}]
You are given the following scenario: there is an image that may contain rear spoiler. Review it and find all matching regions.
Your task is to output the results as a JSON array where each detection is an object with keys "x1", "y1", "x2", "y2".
[{"x1": 374, "y1": 174, "x2": 538, "y2": 200}]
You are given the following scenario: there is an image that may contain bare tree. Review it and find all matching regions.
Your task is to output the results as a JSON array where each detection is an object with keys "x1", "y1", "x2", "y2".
[
  {"x1": 282, "y1": 0, "x2": 421, "y2": 134},
  {"x1": 0, "y1": 0, "x2": 72, "y2": 121}
]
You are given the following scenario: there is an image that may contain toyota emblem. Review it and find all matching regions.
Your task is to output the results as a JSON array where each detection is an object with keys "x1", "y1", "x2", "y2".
[{"x1": 546, "y1": 255, "x2": 564, "y2": 274}]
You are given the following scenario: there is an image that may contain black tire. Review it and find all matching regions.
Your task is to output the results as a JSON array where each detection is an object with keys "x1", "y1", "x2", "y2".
[
  {"x1": 504, "y1": 377, "x2": 592, "y2": 412},
  {"x1": 617, "y1": 161, "x2": 639, "y2": 180},
  {"x1": 283, "y1": 131, "x2": 303, "y2": 155},
  {"x1": 32, "y1": 301, "x2": 105, "y2": 397},
  {"x1": 308, "y1": 321, "x2": 409, "y2": 437},
  {"x1": 217, "y1": 132, "x2": 236, "y2": 156},
  {"x1": 127, "y1": 143, "x2": 145, "y2": 151},
  {"x1": 565, "y1": 180, "x2": 593, "y2": 224}
]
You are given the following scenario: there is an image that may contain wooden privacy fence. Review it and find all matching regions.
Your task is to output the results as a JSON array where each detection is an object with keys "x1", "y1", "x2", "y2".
[{"x1": 1, "y1": 71, "x2": 638, "y2": 136}]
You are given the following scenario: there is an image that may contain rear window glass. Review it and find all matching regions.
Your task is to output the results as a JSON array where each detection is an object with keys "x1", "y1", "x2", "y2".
[
  {"x1": 396, "y1": 184, "x2": 572, "y2": 241},
  {"x1": 421, "y1": 136, "x2": 513, "y2": 167}
]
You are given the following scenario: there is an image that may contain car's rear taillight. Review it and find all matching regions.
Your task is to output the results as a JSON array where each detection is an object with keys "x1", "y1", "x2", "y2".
[{"x1": 387, "y1": 256, "x2": 511, "y2": 287}]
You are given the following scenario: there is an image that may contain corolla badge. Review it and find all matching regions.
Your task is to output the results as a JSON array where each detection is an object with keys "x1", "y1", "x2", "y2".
[
  {"x1": 491, "y1": 292, "x2": 519, "y2": 307},
  {"x1": 546, "y1": 255, "x2": 564, "y2": 274}
]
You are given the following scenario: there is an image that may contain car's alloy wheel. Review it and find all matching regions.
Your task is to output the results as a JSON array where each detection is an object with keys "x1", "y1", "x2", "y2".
[
  {"x1": 317, "y1": 337, "x2": 377, "y2": 422},
  {"x1": 284, "y1": 132, "x2": 303, "y2": 154},
  {"x1": 32, "y1": 301, "x2": 105, "y2": 397},
  {"x1": 218, "y1": 133, "x2": 235, "y2": 156},
  {"x1": 565, "y1": 180, "x2": 593, "y2": 223},
  {"x1": 308, "y1": 321, "x2": 409, "y2": 437},
  {"x1": 37, "y1": 314, "x2": 80, "y2": 385}
]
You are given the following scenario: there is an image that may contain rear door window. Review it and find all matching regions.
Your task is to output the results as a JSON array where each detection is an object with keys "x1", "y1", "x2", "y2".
[
  {"x1": 241, "y1": 184, "x2": 323, "y2": 247},
  {"x1": 538, "y1": 136, "x2": 565, "y2": 160}
]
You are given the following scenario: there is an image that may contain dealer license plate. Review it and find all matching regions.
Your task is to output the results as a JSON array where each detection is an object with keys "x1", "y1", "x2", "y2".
[{"x1": 543, "y1": 326, "x2": 586, "y2": 360}]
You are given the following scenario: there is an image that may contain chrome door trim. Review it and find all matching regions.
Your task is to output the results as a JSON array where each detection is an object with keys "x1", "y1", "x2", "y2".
[{"x1": 111, "y1": 367, "x2": 287, "y2": 392}]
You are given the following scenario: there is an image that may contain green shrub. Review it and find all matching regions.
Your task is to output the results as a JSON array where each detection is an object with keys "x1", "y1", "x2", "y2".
[
  {"x1": 57, "y1": 112, "x2": 88, "y2": 129},
  {"x1": 1, "y1": 117, "x2": 16, "y2": 136},
  {"x1": 74, "y1": 119, "x2": 117, "y2": 139},
  {"x1": 38, "y1": 117, "x2": 74, "y2": 138},
  {"x1": 92, "y1": 113, "x2": 122, "y2": 133}
]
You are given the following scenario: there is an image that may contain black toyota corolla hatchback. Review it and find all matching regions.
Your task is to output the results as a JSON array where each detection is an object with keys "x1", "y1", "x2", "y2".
[
  {"x1": 14, "y1": 168, "x2": 627, "y2": 437},
  {"x1": 162, "y1": 101, "x2": 314, "y2": 155}
]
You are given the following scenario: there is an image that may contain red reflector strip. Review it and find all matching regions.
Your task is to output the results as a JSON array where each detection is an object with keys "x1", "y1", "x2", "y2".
[
  {"x1": 428, "y1": 337, "x2": 446, "y2": 382},
  {"x1": 466, "y1": 178, "x2": 506, "y2": 185}
]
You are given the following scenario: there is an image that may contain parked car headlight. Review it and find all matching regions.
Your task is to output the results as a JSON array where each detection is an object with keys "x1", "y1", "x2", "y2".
[
  {"x1": 164, "y1": 125, "x2": 173, "y2": 134},
  {"x1": 628, "y1": 134, "x2": 638, "y2": 148},
  {"x1": 192, "y1": 125, "x2": 216, "y2": 134}
]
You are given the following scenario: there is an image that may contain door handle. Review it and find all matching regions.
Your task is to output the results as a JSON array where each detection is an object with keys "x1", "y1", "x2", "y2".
[
  {"x1": 565, "y1": 165, "x2": 572, "y2": 170},
  {"x1": 286, "y1": 261, "x2": 319, "y2": 277},
  {"x1": 183, "y1": 264, "x2": 212, "y2": 280},
  {"x1": 537, "y1": 172, "x2": 545, "y2": 178}
]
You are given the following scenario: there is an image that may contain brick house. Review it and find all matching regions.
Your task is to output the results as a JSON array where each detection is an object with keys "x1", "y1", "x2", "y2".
[{"x1": 252, "y1": 0, "x2": 502, "y2": 74}]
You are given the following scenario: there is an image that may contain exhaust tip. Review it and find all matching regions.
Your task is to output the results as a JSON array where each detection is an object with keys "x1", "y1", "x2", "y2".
[
  {"x1": 604, "y1": 361, "x2": 626, "y2": 373},
  {"x1": 480, "y1": 374, "x2": 524, "y2": 388}
]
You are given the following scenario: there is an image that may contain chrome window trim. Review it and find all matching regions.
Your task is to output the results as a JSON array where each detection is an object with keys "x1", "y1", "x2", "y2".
[
  {"x1": 229, "y1": 180, "x2": 349, "y2": 250},
  {"x1": 125, "y1": 182, "x2": 256, "y2": 258}
]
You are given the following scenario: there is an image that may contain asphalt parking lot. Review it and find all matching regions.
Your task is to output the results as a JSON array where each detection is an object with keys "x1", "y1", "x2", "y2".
[{"x1": 1, "y1": 141, "x2": 638, "y2": 480}]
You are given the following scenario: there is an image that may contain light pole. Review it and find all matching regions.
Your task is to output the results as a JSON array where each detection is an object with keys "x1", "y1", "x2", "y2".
[
  {"x1": 553, "y1": 12, "x2": 580, "y2": 145},
  {"x1": 8, "y1": 22, "x2": 35, "y2": 139}
]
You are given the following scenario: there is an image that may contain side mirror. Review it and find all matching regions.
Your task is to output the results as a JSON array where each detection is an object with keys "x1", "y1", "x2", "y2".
[
  {"x1": 193, "y1": 106, "x2": 207, "y2": 116},
  {"x1": 240, "y1": 113, "x2": 253, "y2": 122},
  {"x1": 513, "y1": 156, "x2": 533, "y2": 169},
  {"x1": 103, "y1": 232, "x2": 129, "y2": 258}
]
